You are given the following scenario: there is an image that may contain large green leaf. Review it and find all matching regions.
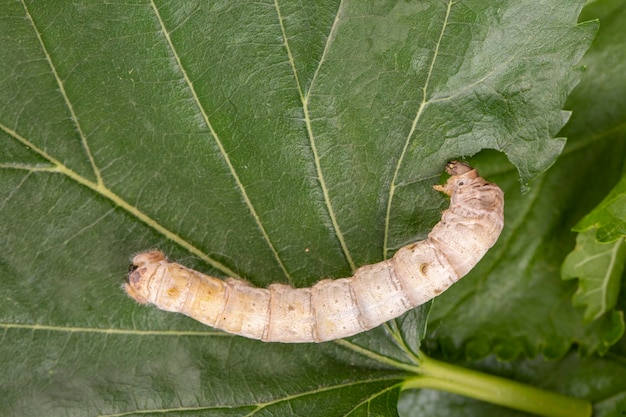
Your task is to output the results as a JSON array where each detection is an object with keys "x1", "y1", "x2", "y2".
[{"x1": 0, "y1": 0, "x2": 596, "y2": 416}]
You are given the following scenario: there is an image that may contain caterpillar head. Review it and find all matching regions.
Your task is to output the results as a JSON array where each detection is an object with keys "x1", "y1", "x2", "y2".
[
  {"x1": 124, "y1": 250, "x2": 167, "y2": 304},
  {"x1": 433, "y1": 161, "x2": 479, "y2": 196}
]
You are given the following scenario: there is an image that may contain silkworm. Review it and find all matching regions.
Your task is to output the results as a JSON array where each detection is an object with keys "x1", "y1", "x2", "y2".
[{"x1": 125, "y1": 161, "x2": 504, "y2": 343}]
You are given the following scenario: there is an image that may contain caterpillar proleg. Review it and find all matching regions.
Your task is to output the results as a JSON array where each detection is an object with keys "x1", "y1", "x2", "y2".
[{"x1": 125, "y1": 161, "x2": 504, "y2": 343}]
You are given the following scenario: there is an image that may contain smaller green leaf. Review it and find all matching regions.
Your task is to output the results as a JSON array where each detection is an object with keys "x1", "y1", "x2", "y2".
[
  {"x1": 573, "y1": 174, "x2": 626, "y2": 242},
  {"x1": 562, "y1": 171, "x2": 626, "y2": 324},
  {"x1": 562, "y1": 228, "x2": 626, "y2": 322}
]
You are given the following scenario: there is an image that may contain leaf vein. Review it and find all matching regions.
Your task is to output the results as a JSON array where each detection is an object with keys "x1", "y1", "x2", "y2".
[
  {"x1": 98, "y1": 376, "x2": 401, "y2": 417},
  {"x1": 0, "y1": 169, "x2": 37, "y2": 211},
  {"x1": 242, "y1": 376, "x2": 402, "y2": 417},
  {"x1": 333, "y1": 339, "x2": 421, "y2": 374},
  {"x1": 20, "y1": 0, "x2": 103, "y2": 186},
  {"x1": 383, "y1": 321, "x2": 420, "y2": 363},
  {"x1": 596, "y1": 238, "x2": 624, "y2": 319},
  {"x1": 274, "y1": 0, "x2": 355, "y2": 271},
  {"x1": 149, "y1": 0, "x2": 294, "y2": 284},
  {"x1": 0, "y1": 321, "x2": 228, "y2": 337},
  {"x1": 99, "y1": 405, "x2": 248, "y2": 417},
  {"x1": 0, "y1": 123, "x2": 239, "y2": 277},
  {"x1": 382, "y1": 0, "x2": 455, "y2": 258},
  {"x1": 344, "y1": 382, "x2": 402, "y2": 417}
]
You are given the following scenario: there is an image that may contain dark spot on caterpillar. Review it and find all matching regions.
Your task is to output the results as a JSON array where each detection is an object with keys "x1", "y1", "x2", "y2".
[{"x1": 420, "y1": 263, "x2": 429, "y2": 275}]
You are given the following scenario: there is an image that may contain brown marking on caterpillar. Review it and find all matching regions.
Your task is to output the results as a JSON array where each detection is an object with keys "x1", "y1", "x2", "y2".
[{"x1": 124, "y1": 161, "x2": 504, "y2": 343}]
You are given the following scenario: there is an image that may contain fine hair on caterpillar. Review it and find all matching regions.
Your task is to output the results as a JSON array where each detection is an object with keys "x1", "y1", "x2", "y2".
[{"x1": 125, "y1": 161, "x2": 504, "y2": 343}]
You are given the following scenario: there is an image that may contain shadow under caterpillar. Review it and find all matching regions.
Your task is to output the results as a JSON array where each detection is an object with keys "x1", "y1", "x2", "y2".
[{"x1": 125, "y1": 161, "x2": 504, "y2": 343}]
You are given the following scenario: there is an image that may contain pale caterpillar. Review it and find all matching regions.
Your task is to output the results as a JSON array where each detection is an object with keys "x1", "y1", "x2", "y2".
[{"x1": 125, "y1": 161, "x2": 504, "y2": 343}]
